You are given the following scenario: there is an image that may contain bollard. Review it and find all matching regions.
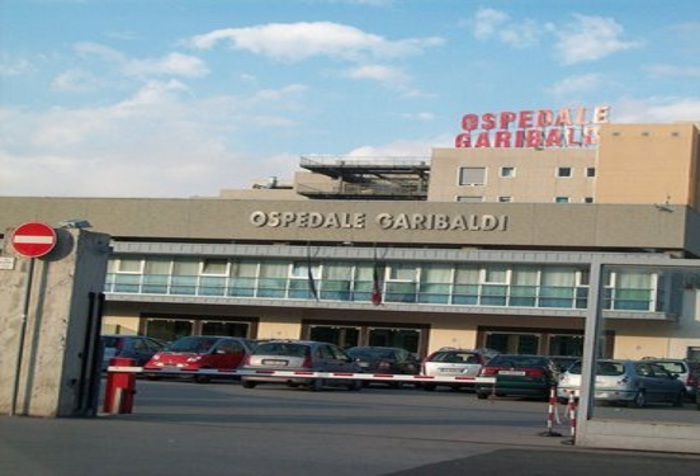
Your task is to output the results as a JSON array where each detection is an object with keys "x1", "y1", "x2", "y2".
[
  {"x1": 103, "y1": 358, "x2": 137, "y2": 414},
  {"x1": 561, "y1": 391, "x2": 578, "y2": 445},
  {"x1": 539, "y1": 386, "x2": 563, "y2": 437}
]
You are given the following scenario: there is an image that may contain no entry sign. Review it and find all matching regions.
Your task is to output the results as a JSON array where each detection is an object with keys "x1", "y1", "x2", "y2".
[{"x1": 11, "y1": 222, "x2": 57, "y2": 258}]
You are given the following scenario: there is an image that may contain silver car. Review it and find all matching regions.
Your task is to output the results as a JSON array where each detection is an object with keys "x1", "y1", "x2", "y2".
[
  {"x1": 557, "y1": 359, "x2": 686, "y2": 408},
  {"x1": 240, "y1": 340, "x2": 362, "y2": 391}
]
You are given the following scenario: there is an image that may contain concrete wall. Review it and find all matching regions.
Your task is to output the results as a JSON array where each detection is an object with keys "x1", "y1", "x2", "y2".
[
  {"x1": 577, "y1": 419, "x2": 700, "y2": 455},
  {"x1": 0, "y1": 228, "x2": 110, "y2": 417},
  {"x1": 597, "y1": 123, "x2": 700, "y2": 208}
]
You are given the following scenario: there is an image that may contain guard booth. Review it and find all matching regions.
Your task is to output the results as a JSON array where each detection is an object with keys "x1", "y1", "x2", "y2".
[
  {"x1": 576, "y1": 256, "x2": 700, "y2": 454},
  {"x1": 0, "y1": 225, "x2": 111, "y2": 417}
]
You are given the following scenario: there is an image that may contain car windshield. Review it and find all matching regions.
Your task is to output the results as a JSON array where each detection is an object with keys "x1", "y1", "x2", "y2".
[
  {"x1": 254, "y1": 342, "x2": 309, "y2": 357},
  {"x1": 432, "y1": 352, "x2": 478, "y2": 363},
  {"x1": 488, "y1": 355, "x2": 549, "y2": 368},
  {"x1": 167, "y1": 337, "x2": 218, "y2": 353},
  {"x1": 567, "y1": 361, "x2": 625, "y2": 376}
]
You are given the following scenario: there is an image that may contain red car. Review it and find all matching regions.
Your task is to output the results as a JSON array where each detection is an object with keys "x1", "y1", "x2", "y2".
[{"x1": 144, "y1": 335, "x2": 252, "y2": 383}]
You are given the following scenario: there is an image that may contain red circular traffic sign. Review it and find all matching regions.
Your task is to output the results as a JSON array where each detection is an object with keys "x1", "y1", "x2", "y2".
[{"x1": 11, "y1": 222, "x2": 57, "y2": 258}]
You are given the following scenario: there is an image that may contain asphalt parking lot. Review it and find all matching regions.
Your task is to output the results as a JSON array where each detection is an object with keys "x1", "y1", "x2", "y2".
[{"x1": 1, "y1": 378, "x2": 699, "y2": 475}]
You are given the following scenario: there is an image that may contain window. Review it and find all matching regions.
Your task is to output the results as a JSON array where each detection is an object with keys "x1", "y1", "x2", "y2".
[
  {"x1": 583, "y1": 197, "x2": 594, "y2": 203},
  {"x1": 555, "y1": 197, "x2": 570, "y2": 203},
  {"x1": 289, "y1": 261, "x2": 321, "y2": 299},
  {"x1": 586, "y1": 167, "x2": 596, "y2": 177},
  {"x1": 117, "y1": 258, "x2": 142, "y2": 273},
  {"x1": 498, "y1": 196, "x2": 512, "y2": 203},
  {"x1": 557, "y1": 167, "x2": 572, "y2": 178},
  {"x1": 201, "y1": 258, "x2": 228, "y2": 275},
  {"x1": 484, "y1": 265, "x2": 508, "y2": 283},
  {"x1": 459, "y1": 167, "x2": 486, "y2": 186},
  {"x1": 388, "y1": 263, "x2": 417, "y2": 281},
  {"x1": 500, "y1": 167, "x2": 515, "y2": 178},
  {"x1": 456, "y1": 195, "x2": 483, "y2": 202}
]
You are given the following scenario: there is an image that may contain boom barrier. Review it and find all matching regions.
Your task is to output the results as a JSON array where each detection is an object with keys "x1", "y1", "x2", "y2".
[{"x1": 106, "y1": 365, "x2": 497, "y2": 385}]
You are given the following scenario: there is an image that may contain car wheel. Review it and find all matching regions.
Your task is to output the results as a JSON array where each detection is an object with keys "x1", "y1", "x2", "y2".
[
  {"x1": 629, "y1": 390, "x2": 646, "y2": 408},
  {"x1": 242, "y1": 380, "x2": 257, "y2": 389},
  {"x1": 145, "y1": 375, "x2": 161, "y2": 381},
  {"x1": 476, "y1": 391, "x2": 489, "y2": 400},
  {"x1": 422, "y1": 383, "x2": 436, "y2": 392},
  {"x1": 309, "y1": 379, "x2": 323, "y2": 392},
  {"x1": 348, "y1": 380, "x2": 362, "y2": 391}
]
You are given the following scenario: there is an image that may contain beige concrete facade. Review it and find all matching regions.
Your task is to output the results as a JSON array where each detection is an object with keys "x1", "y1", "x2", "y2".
[{"x1": 430, "y1": 122, "x2": 700, "y2": 207}]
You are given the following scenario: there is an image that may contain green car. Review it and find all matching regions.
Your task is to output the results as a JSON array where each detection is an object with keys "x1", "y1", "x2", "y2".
[{"x1": 476, "y1": 354, "x2": 555, "y2": 400}]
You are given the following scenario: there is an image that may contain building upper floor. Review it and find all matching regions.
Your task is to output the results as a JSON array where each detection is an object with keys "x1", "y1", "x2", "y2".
[{"x1": 429, "y1": 122, "x2": 700, "y2": 206}]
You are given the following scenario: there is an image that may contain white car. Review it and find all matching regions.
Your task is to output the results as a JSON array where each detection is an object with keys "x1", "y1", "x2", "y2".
[{"x1": 420, "y1": 348, "x2": 497, "y2": 391}]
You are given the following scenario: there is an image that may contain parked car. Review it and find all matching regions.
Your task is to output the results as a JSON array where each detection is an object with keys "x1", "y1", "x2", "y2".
[
  {"x1": 143, "y1": 335, "x2": 252, "y2": 383},
  {"x1": 548, "y1": 355, "x2": 580, "y2": 378},
  {"x1": 240, "y1": 340, "x2": 362, "y2": 391},
  {"x1": 557, "y1": 359, "x2": 686, "y2": 408},
  {"x1": 420, "y1": 348, "x2": 497, "y2": 392},
  {"x1": 101, "y1": 335, "x2": 166, "y2": 370},
  {"x1": 345, "y1": 346, "x2": 420, "y2": 387},
  {"x1": 641, "y1": 358, "x2": 698, "y2": 400},
  {"x1": 475, "y1": 354, "x2": 555, "y2": 400}
]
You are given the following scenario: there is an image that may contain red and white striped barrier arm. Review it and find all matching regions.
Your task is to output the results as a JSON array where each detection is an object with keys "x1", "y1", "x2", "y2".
[{"x1": 106, "y1": 366, "x2": 497, "y2": 384}]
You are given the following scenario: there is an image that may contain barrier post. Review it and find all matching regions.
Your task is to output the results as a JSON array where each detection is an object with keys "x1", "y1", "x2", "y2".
[
  {"x1": 539, "y1": 386, "x2": 563, "y2": 437},
  {"x1": 561, "y1": 391, "x2": 578, "y2": 445},
  {"x1": 103, "y1": 358, "x2": 137, "y2": 414}
]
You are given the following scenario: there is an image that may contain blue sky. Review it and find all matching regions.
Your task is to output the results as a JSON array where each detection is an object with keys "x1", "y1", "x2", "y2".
[{"x1": 1, "y1": 0, "x2": 699, "y2": 197}]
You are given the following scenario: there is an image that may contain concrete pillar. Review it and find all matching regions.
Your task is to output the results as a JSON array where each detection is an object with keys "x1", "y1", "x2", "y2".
[{"x1": 0, "y1": 227, "x2": 111, "y2": 417}]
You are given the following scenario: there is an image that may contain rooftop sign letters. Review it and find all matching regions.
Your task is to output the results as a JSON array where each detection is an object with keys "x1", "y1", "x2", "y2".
[{"x1": 454, "y1": 106, "x2": 610, "y2": 149}]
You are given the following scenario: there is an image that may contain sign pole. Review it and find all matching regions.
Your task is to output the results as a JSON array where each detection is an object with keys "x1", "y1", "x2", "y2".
[{"x1": 10, "y1": 257, "x2": 35, "y2": 416}]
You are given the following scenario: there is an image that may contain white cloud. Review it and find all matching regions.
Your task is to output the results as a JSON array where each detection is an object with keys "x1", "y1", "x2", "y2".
[
  {"x1": 645, "y1": 64, "x2": 700, "y2": 77},
  {"x1": 345, "y1": 136, "x2": 450, "y2": 158},
  {"x1": 612, "y1": 97, "x2": 700, "y2": 123},
  {"x1": 345, "y1": 64, "x2": 409, "y2": 85},
  {"x1": 0, "y1": 81, "x2": 310, "y2": 197},
  {"x1": 399, "y1": 112, "x2": 436, "y2": 122},
  {"x1": 472, "y1": 8, "x2": 540, "y2": 48},
  {"x1": 188, "y1": 22, "x2": 443, "y2": 62},
  {"x1": 0, "y1": 57, "x2": 34, "y2": 77},
  {"x1": 124, "y1": 52, "x2": 209, "y2": 78},
  {"x1": 471, "y1": 9, "x2": 640, "y2": 61},
  {"x1": 472, "y1": 8, "x2": 509, "y2": 40},
  {"x1": 553, "y1": 14, "x2": 641, "y2": 65},
  {"x1": 51, "y1": 69, "x2": 104, "y2": 92},
  {"x1": 548, "y1": 73, "x2": 603, "y2": 96},
  {"x1": 73, "y1": 42, "x2": 209, "y2": 79}
]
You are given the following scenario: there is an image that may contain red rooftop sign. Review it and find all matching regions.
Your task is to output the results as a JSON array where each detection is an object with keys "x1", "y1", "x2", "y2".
[{"x1": 454, "y1": 106, "x2": 610, "y2": 149}]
